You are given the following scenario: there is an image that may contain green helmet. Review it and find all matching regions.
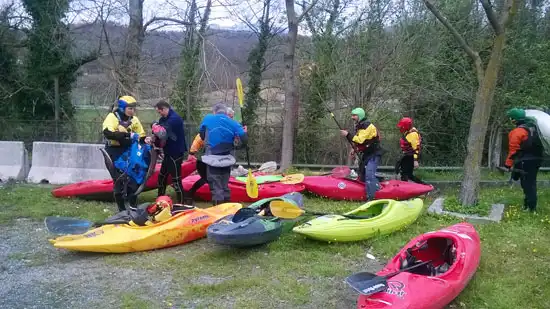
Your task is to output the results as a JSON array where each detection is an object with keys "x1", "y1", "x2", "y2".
[
  {"x1": 506, "y1": 108, "x2": 526, "y2": 121},
  {"x1": 351, "y1": 107, "x2": 366, "y2": 121}
]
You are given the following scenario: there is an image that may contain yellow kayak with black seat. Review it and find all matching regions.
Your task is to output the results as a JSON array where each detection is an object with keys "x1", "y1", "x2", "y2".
[
  {"x1": 49, "y1": 202, "x2": 242, "y2": 253},
  {"x1": 292, "y1": 198, "x2": 423, "y2": 242}
]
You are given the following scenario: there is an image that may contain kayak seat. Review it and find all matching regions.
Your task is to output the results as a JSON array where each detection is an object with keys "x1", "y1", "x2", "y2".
[{"x1": 399, "y1": 237, "x2": 457, "y2": 276}]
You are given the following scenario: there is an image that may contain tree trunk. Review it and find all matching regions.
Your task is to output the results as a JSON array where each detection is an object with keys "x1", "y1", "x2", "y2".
[
  {"x1": 118, "y1": 0, "x2": 144, "y2": 97},
  {"x1": 280, "y1": 0, "x2": 300, "y2": 171},
  {"x1": 488, "y1": 124, "x2": 503, "y2": 168},
  {"x1": 459, "y1": 33, "x2": 507, "y2": 205}
]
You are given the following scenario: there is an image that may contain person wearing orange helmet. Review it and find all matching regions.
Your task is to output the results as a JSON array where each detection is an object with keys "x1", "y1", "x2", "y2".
[{"x1": 396, "y1": 117, "x2": 425, "y2": 184}]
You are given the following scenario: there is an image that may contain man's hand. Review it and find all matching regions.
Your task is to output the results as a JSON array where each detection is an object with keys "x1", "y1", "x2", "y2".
[
  {"x1": 243, "y1": 125, "x2": 247, "y2": 133},
  {"x1": 414, "y1": 160, "x2": 419, "y2": 169},
  {"x1": 144, "y1": 136, "x2": 153, "y2": 145},
  {"x1": 187, "y1": 154, "x2": 196, "y2": 161},
  {"x1": 340, "y1": 130, "x2": 348, "y2": 137},
  {"x1": 349, "y1": 149, "x2": 356, "y2": 160}
]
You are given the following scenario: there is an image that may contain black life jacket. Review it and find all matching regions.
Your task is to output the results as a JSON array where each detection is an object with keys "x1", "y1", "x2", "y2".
[{"x1": 517, "y1": 123, "x2": 543, "y2": 158}]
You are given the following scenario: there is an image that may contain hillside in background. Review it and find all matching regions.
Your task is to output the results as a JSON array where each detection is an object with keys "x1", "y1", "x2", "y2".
[{"x1": 69, "y1": 22, "x2": 291, "y2": 107}]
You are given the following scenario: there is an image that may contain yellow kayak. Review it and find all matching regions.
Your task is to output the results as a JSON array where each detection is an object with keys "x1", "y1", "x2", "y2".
[
  {"x1": 292, "y1": 198, "x2": 423, "y2": 242},
  {"x1": 49, "y1": 203, "x2": 242, "y2": 253}
]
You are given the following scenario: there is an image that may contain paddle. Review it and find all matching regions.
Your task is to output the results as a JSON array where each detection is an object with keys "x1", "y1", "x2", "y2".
[
  {"x1": 345, "y1": 259, "x2": 433, "y2": 296},
  {"x1": 269, "y1": 200, "x2": 373, "y2": 220},
  {"x1": 321, "y1": 166, "x2": 351, "y2": 178},
  {"x1": 236, "y1": 77, "x2": 258, "y2": 198},
  {"x1": 233, "y1": 161, "x2": 278, "y2": 177},
  {"x1": 44, "y1": 204, "x2": 196, "y2": 235},
  {"x1": 260, "y1": 173, "x2": 305, "y2": 185},
  {"x1": 326, "y1": 106, "x2": 358, "y2": 153}
]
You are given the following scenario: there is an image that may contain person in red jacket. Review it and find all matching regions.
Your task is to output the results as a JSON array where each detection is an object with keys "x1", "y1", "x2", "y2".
[
  {"x1": 504, "y1": 108, "x2": 543, "y2": 212},
  {"x1": 396, "y1": 117, "x2": 426, "y2": 184}
]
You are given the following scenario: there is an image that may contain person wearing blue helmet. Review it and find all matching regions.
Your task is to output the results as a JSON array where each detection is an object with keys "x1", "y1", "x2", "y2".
[{"x1": 102, "y1": 95, "x2": 151, "y2": 211}]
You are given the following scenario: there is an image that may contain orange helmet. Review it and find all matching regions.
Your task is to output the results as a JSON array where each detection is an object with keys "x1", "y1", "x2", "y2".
[
  {"x1": 147, "y1": 195, "x2": 173, "y2": 214},
  {"x1": 397, "y1": 117, "x2": 413, "y2": 133}
]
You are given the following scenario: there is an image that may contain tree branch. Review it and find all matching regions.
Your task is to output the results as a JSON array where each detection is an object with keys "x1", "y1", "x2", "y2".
[
  {"x1": 479, "y1": 0, "x2": 502, "y2": 34},
  {"x1": 143, "y1": 17, "x2": 192, "y2": 32},
  {"x1": 297, "y1": 0, "x2": 319, "y2": 22},
  {"x1": 423, "y1": 0, "x2": 484, "y2": 83}
]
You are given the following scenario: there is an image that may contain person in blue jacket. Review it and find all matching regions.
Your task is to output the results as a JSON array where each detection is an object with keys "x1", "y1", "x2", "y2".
[
  {"x1": 153, "y1": 100, "x2": 190, "y2": 204},
  {"x1": 199, "y1": 102, "x2": 248, "y2": 205}
]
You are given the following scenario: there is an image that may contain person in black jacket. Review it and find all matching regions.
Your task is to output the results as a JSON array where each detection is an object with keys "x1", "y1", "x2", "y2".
[{"x1": 154, "y1": 100, "x2": 190, "y2": 204}]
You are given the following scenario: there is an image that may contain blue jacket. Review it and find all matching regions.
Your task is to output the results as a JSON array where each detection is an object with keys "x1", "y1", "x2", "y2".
[
  {"x1": 114, "y1": 139, "x2": 152, "y2": 185},
  {"x1": 158, "y1": 109, "x2": 187, "y2": 157},
  {"x1": 199, "y1": 113, "x2": 247, "y2": 155}
]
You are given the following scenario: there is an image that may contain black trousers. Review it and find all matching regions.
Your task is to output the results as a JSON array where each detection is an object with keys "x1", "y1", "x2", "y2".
[
  {"x1": 516, "y1": 160, "x2": 541, "y2": 211},
  {"x1": 105, "y1": 146, "x2": 138, "y2": 212},
  {"x1": 207, "y1": 165, "x2": 231, "y2": 205},
  {"x1": 399, "y1": 155, "x2": 426, "y2": 184},
  {"x1": 189, "y1": 159, "x2": 208, "y2": 197},
  {"x1": 157, "y1": 153, "x2": 188, "y2": 204}
]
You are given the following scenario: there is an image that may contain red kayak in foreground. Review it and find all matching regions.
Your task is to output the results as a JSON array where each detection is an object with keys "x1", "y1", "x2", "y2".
[
  {"x1": 181, "y1": 175, "x2": 306, "y2": 203},
  {"x1": 355, "y1": 223, "x2": 481, "y2": 309},
  {"x1": 302, "y1": 175, "x2": 433, "y2": 201},
  {"x1": 51, "y1": 159, "x2": 197, "y2": 200}
]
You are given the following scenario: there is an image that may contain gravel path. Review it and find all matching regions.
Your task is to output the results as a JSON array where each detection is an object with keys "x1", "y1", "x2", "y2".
[{"x1": 0, "y1": 219, "x2": 383, "y2": 309}]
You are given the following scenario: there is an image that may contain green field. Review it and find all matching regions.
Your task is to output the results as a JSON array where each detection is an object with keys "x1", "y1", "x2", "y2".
[{"x1": 0, "y1": 183, "x2": 549, "y2": 308}]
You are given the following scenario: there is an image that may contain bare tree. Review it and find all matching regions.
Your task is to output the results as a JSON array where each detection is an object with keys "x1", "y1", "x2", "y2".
[
  {"x1": 423, "y1": 0, "x2": 519, "y2": 206},
  {"x1": 280, "y1": 0, "x2": 318, "y2": 171}
]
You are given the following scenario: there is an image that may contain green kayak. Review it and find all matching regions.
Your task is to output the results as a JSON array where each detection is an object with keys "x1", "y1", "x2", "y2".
[
  {"x1": 292, "y1": 198, "x2": 424, "y2": 242},
  {"x1": 235, "y1": 175, "x2": 283, "y2": 184}
]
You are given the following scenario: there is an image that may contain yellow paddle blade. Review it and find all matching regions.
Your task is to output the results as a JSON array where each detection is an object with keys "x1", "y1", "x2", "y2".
[
  {"x1": 246, "y1": 169, "x2": 258, "y2": 198},
  {"x1": 236, "y1": 78, "x2": 244, "y2": 108},
  {"x1": 269, "y1": 200, "x2": 305, "y2": 219},
  {"x1": 280, "y1": 173, "x2": 305, "y2": 184}
]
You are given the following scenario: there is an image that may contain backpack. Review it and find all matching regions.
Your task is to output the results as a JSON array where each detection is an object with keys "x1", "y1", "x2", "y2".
[{"x1": 525, "y1": 109, "x2": 550, "y2": 157}]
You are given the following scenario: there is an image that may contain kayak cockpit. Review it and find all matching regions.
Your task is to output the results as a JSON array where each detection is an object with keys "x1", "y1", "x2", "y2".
[
  {"x1": 344, "y1": 199, "x2": 390, "y2": 219},
  {"x1": 399, "y1": 237, "x2": 457, "y2": 277}
]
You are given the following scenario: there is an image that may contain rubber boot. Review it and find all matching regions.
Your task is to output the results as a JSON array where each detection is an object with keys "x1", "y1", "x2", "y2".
[{"x1": 114, "y1": 194, "x2": 126, "y2": 212}]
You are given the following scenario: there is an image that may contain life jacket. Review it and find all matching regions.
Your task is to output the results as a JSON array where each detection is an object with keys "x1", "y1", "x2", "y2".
[
  {"x1": 354, "y1": 119, "x2": 381, "y2": 155},
  {"x1": 400, "y1": 128, "x2": 422, "y2": 158},
  {"x1": 114, "y1": 139, "x2": 152, "y2": 185},
  {"x1": 516, "y1": 123, "x2": 543, "y2": 158}
]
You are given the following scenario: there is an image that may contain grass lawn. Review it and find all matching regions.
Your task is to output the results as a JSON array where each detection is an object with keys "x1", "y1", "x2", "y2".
[{"x1": 0, "y1": 183, "x2": 548, "y2": 308}]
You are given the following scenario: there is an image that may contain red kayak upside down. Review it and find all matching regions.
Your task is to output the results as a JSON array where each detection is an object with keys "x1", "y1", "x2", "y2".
[
  {"x1": 357, "y1": 222, "x2": 481, "y2": 309},
  {"x1": 302, "y1": 175, "x2": 434, "y2": 201},
  {"x1": 181, "y1": 174, "x2": 306, "y2": 203},
  {"x1": 51, "y1": 159, "x2": 197, "y2": 200}
]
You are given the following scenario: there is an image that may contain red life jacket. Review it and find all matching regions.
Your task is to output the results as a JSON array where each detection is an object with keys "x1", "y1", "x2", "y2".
[{"x1": 400, "y1": 128, "x2": 421, "y2": 158}]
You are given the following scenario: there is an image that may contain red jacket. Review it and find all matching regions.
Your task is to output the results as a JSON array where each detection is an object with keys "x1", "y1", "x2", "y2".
[{"x1": 505, "y1": 127, "x2": 529, "y2": 167}]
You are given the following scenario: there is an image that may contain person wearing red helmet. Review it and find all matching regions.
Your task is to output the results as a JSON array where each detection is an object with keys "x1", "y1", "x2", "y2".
[{"x1": 396, "y1": 117, "x2": 425, "y2": 184}]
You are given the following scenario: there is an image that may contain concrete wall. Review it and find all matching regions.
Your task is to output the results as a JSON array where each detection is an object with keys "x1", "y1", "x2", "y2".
[
  {"x1": 0, "y1": 141, "x2": 30, "y2": 181},
  {"x1": 27, "y1": 142, "x2": 111, "y2": 184}
]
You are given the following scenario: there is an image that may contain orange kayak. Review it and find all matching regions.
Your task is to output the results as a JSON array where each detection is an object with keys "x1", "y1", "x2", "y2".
[{"x1": 49, "y1": 202, "x2": 242, "y2": 253}]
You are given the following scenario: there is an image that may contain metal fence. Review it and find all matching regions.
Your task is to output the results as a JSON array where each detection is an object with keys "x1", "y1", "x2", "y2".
[{"x1": 0, "y1": 118, "x2": 520, "y2": 167}]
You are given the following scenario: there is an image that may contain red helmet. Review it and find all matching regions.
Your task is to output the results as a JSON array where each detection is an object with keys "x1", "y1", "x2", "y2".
[
  {"x1": 147, "y1": 195, "x2": 173, "y2": 214},
  {"x1": 397, "y1": 117, "x2": 413, "y2": 133}
]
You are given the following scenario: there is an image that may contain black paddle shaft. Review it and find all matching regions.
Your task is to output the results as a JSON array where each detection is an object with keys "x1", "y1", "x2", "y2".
[
  {"x1": 306, "y1": 210, "x2": 373, "y2": 220},
  {"x1": 382, "y1": 259, "x2": 433, "y2": 279},
  {"x1": 325, "y1": 106, "x2": 359, "y2": 152}
]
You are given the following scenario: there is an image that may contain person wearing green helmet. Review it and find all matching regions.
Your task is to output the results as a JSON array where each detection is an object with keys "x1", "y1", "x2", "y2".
[
  {"x1": 504, "y1": 107, "x2": 543, "y2": 212},
  {"x1": 340, "y1": 107, "x2": 383, "y2": 201}
]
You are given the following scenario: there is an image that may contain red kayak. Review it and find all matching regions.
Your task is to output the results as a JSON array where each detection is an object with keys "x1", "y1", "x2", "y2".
[
  {"x1": 181, "y1": 175, "x2": 306, "y2": 203},
  {"x1": 51, "y1": 159, "x2": 197, "y2": 200},
  {"x1": 302, "y1": 176, "x2": 433, "y2": 201},
  {"x1": 354, "y1": 223, "x2": 481, "y2": 309}
]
